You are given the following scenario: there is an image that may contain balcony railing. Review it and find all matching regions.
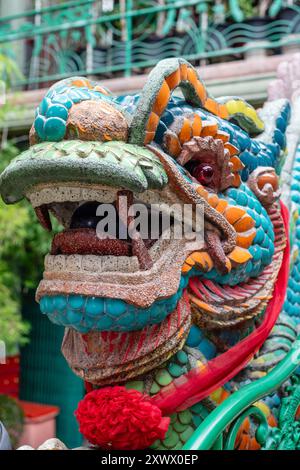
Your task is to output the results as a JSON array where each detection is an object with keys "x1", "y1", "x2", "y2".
[{"x1": 0, "y1": 1, "x2": 300, "y2": 90}]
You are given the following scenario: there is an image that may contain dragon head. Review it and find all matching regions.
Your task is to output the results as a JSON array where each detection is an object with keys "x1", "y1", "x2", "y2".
[{"x1": 0, "y1": 59, "x2": 290, "y2": 386}]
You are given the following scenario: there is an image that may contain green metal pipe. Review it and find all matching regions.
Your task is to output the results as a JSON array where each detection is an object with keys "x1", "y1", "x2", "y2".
[
  {"x1": 125, "y1": 0, "x2": 133, "y2": 77},
  {"x1": 12, "y1": 35, "x2": 300, "y2": 88},
  {"x1": 0, "y1": 0, "x2": 202, "y2": 43},
  {"x1": 182, "y1": 338, "x2": 300, "y2": 450},
  {"x1": 0, "y1": 0, "x2": 94, "y2": 23}
]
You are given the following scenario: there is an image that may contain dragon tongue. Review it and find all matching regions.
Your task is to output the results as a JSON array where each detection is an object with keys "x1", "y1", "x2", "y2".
[
  {"x1": 116, "y1": 189, "x2": 153, "y2": 271},
  {"x1": 205, "y1": 229, "x2": 229, "y2": 275}
]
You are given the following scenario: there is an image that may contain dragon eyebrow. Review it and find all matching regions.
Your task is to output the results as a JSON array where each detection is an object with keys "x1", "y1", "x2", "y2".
[{"x1": 129, "y1": 58, "x2": 264, "y2": 147}]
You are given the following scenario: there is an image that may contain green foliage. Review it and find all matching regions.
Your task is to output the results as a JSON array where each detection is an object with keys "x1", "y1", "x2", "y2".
[
  {"x1": 0, "y1": 51, "x2": 23, "y2": 90},
  {"x1": 0, "y1": 395, "x2": 24, "y2": 448},
  {"x1": 238, "y1": 0, "x2": 257, "y2": 19},
  {"x1": 0, "y1": 142, "x2": 53, "y2": 354},
  {"x1": 227, "y1": 0, "x2": 258, "y2": 21}
]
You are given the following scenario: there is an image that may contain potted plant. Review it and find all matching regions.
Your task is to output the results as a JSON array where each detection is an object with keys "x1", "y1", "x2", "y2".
[{"x1": 0, "y1": 285, "x2": 29, "y2": 398}]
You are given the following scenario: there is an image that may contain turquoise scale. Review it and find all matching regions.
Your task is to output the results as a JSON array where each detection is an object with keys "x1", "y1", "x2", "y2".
[
  {"x1": 34, "y1": 81, "x2": 111, "y2": 141},
  {"x1": 283, "y1": 148, "x2": 300, "y2": 324},
  {"x1": 39, "y1": 275, "x2": 189, "y2": 333}
]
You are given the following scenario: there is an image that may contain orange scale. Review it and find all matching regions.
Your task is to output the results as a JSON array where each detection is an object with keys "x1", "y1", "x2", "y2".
[
  {"x1": 195, "y1": 80, "x2": 207, "y2": 104},
  {"x1": 166, "y1": 134, "x2": 182, "y2": 156},
  {"x1": 228, "y1": 246, "x2": 252, "y2": 264},
  {"x1": 184, "y1": 255, "x2": 196, "y2": 267},
  {"x1": 224, "y1": 142, "x2": 239, "y2": 156},
  {"x1": 196, "y1": 185, "x2": 209, "y2": 199},
  {"x1": 230, "y1": 155, "x2": 244, "y2": 171},
  {"x1": 181, "y1": 263, "x2": 192, "y2": 273},
  {"x1": 232, "y1": 173, "x2": 242, "y2": 187},
  {"x1": 267, "y1": 414, "x2": 277, "y2": 428},
  {"x1": 146, "y1": 112, "x2": 160, "y2": 134},
  {"x1": 201, "y1": 121, "x2": 218, "y2": 137},
  {"x1": 234, "y1": 214, "x2": 255, "y2": 232},
  {"x1": 187, "y1": 67, "x2": 198, "y2": 87},
  {"x1": 180, "y1": 63, "x2": 188, "y2": 81},
  {"x1": 215, "y1": 199, "x2": 228, "y2": 213},
  {"x1": 224, "y1": 206, "x2": 246, "y2": 225},
  {"x1": 94, "y1": 85, "x2": 109, "y2": 95},
  {"x1": 166, "y1": 69, "x2": 181, "y2": 90},
  {"x1": 179, "y1": 118, "x2": 193, "y2": 144},
  {"x1": 152, "y1": 80, "x2": 170, "y2": 116},
  {"x1": 193, "y1": 251, "x2": 214, "y2": 271},
  {"x1": 190, "y1": 296, "x2": 218, "y2": 314},
  {"x1": 204, "y1": 97, "x2": 220, "y2": 116},
  {"x1": 218, "y1": 104, "x2": 229, "y2": 119},
  {"x1": 190, "y1": 251, "x2": 203, "y2": 264},
  {"x1": 192, "y1": 114, "x2": 202, "y2": 136},
  {"x1": 225, "y1": 258, "x2": 232, "y2": 273},
  {"x1": 215, "y1": 130, "x2": 230, "y2": 143},
  {"x1": 144, "y1": 131, "x2": 156, "y2": 145},
  {"x1": 208, "y1": 193, "x2": 219, "y2": 208},
  {"x1": 236, "y1": 228, "x2": 257, "y2": 249},
  {"x1": 72, "y1": 78, "x2": 91, "y2": 88}
]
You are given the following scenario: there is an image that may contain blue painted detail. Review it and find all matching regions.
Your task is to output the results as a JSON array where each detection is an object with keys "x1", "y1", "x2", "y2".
[
  {"x1": 66, "y1": 309, "x2": 82, "y2": 325},
  {"x1": 198, "y1": 338, "x2": 216, "y2": 360},
  {"x1": 39, "y1": 274, "x2": 188, "y2": 332},
  {"x1": 43, "y1": 117, "x2": 66, "y2": 141},
  {"x1": 46, "y1": 104, "x2": 69, "y2": 121},
  {"x1": 34, "y1": 115, "x2": 46, "y2": 139},
  {"x1": 186, "y1": 325, "x2": 203, "y2": 348},
  {"x1": 86, "y1": 297, "x2": 104, "y2": 316},
  {"x1": 176, "y1": 350, "x2": 188, "y2": 364},
  {"x1": 235, "y1": 191, "x2": 248, "y2": 206},
  {"x1": 68, "y1": 295, "x2": 85, "y2": 309},
  {"x1": 273, "y1": 129, "x2": 286, "y2": 149},
  {"x1": 40, "y1": 97, "x2": 51, "y2": 115},
  {"x1": 53, "y1": 295, "x2": 68, "y2": 310},
  {"x1": 52, "y1": 94, "x2": 73, "y2": 109}
]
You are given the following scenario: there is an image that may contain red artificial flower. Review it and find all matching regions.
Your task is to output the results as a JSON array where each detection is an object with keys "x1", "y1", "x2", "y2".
[{"x1": 75, "y1": 386, "x2": 170, "y2": 450}]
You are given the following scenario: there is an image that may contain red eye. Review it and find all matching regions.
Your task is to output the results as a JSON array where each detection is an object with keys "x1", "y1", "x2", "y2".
[{"x1": 192, "y1": 164, "x2": 214, "y2": 185}]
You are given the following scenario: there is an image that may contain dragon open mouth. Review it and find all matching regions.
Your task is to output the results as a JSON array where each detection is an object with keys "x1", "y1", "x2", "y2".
[
  {"x1": 30, "y1": 183, "x2": 206, "y2": 309},
  {"x1": 0, "y1": 138, "x2": 279, "y2": 334}
]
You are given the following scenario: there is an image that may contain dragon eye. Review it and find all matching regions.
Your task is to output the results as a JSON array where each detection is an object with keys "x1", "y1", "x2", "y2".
[{"x1": 191, "y1": 163, "x2": 214, "y2": 185}]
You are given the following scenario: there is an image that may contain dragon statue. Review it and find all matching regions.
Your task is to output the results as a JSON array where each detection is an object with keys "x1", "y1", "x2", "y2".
[{"x1": 1, "y1": 54, "x2": 300, "y2": 451}]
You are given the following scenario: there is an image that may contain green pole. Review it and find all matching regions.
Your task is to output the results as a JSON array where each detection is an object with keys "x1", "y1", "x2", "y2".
[
  {"x1": 182, "y1": 338, "x2": 300, "y2": 450},
  {"x1": 125, "y1": 0, "x2": 133, "y2": 77}
]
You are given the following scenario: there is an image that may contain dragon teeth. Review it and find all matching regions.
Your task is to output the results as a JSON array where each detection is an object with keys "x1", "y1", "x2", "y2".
[{"x1": 44, "y1": 232, "x2": 173, "y2": 275}]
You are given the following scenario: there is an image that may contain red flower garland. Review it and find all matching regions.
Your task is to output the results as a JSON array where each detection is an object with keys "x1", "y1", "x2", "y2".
[{"x1": 75, "y1": 386, "x2": 170, "y2": 450}]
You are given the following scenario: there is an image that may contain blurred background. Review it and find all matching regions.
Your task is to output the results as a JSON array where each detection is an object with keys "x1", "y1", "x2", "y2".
[{"x1": 0, "y1": 0, "x2": 299, "y2": 449}]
